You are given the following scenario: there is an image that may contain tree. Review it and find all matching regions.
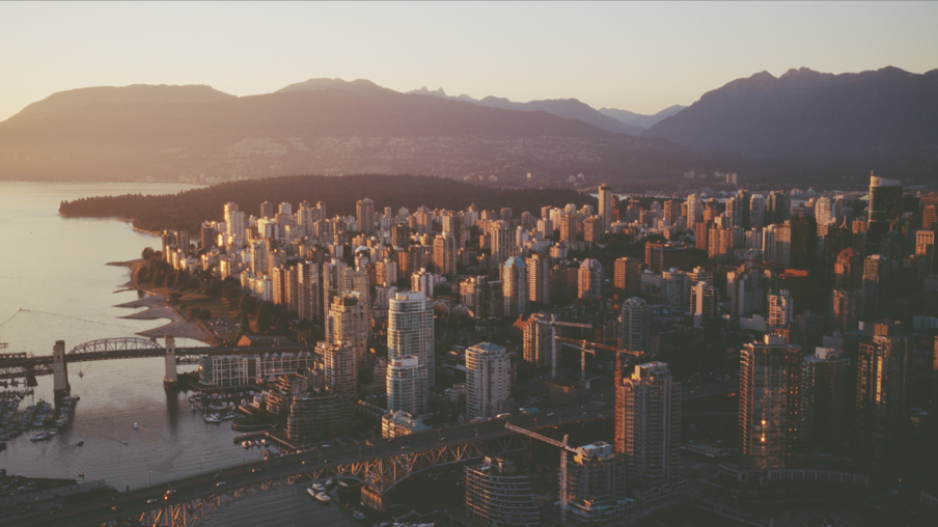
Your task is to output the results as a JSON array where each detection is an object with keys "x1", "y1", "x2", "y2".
[
  {"x1": 238, "y1": 294, "x2": 258, "y2": 314},
  {"x1": 165, "y1": 272, "x2": 176, "y2": 289},
  {"x1": 256, "y1": 302, "x2": 274, "y2": 332},
  {"x1": 239, "y1": 310, "x2": 251, "y2": 335},
  {"x1": 206, "y1": 280, "x2": 223, "y2": 297},
  {"x1": 141, "y1": 247, "x2": 156, "y2": 260}
]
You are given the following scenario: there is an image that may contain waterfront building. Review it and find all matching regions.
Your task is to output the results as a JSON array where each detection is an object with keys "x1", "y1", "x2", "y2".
[
  {"x1": 287, "y1": 392, "x2": 343, "y2": 442},
  {"x1": 565, "y1": 442, "x2": 630, "y2": 526},
  {"x1": 740, "y1": 334, "x2": 802, "y2": 471},
  {"x1": 381, "y1": 410, "x2": 431, "y2": 438},
  {"x1": 388, "y1": 291, "x2": 435, "y2": 413},
  {"x1": 198, "y1": 351, "x2": 316, "y2": 388},
  {"x1": 465, "y1": 342, "x2": 510, "y2": 419},
  {"x1": 465, "y1": 457, "x2": 540, "y2": 527}
]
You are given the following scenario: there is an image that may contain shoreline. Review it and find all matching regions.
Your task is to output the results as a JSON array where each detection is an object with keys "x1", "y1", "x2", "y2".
[{"x1": 112, "y1": 262, "x2": 212, "y2": 344}]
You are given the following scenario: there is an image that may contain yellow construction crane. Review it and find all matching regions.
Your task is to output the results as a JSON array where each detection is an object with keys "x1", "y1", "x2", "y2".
[
  {"x1": 554, "y1": 336, "x2": 644, "y2": 383},
  {"x1": 505, "y1": 422, "x2": 581, "y2": 525},
  {"x1": 533, "y1": 314, "x2": 592, "y2": 378}
]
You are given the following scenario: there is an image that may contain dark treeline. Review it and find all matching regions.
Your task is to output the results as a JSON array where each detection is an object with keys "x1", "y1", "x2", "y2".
[{"x1": 59, "y1": 174, "x2": 597, "y2": 234}]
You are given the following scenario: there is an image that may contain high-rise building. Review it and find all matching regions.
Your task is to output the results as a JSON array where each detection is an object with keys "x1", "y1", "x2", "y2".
[
  {"x1": 830, "y1": 288, "x2": 862, "y2": 333},
  {"x1": 386, "y1": 356, "x2": 419, "y2": 415},
  {"x1": 464, "y1": 457, "x2": 540, "y2": 527},
  {"x1": 224, "y1": 202, "x2": 246, "y2": 248},
  {"x1": 465, "y1": 342, "x2": 510, "y2": 419},
  {"x1": 766, "y1": 191, "x2": 791, "y2": 226},
  {"x1": 318, "y1": 340, "x2": 358, "y2": 399},
  {"x1": 577, "y1": 258, "x2": 603, "y2": 301},
  {"x1": 815, "y1": 197, "x2": 833, "y2": 226},
  {"x1": 490, "y1": 220, "x2": 517, "y2": 266},
  {"x1": 325, "y1": 293, "x2": 368, "y2": 370},
  {"x1": 789, "y1": 214, "x2": 818, "y2": 270},
  {"x1": 739, "y1": 334, "x2": 802, "y2": 471},
  {"x1": 689, "y1": 281, "x2": 719, "y2": 328},
  {"x1": 388, "y1": 291, "x2": 435, "y2": 413},
  {"x1": 583, "y1": 215, "x2": 605, "y2": 244},
  {"x1": 619, "y1": 297, "x2": 651, "y2": 353},
  {"x1": 260, "y1": 200, "x2": 274, "y2": 219},
  {"x1": 357, "y1": 198, "x2": 375, "y2": 236},
  {"x1": 522, "y1": 313, "x2": 552, "y2": 367},
  {"x1": 525, "y1": 253, "x2": 551, "y2": 305},
  {"x1": 615, "y1": 362, "x2": 681, "y2": 486},
  {"x1": 322, "y1": 258, "x2": 348, "y2": 314},
  {"x1": 502, "y1": 257, "x2": 527, "y2": 318},
  {"x1": 564, "y1": 441, "x2": 629, "y2": 525},
  {"x1": 598, "y1": 184, "x2": 614, "y2": 233},
  {"x1": 663, "y1": 199, "x2": 681, "y2": 227},
  {"x1": 768, "y1": 289, "x2": 794, "y2": 329},
  {"x1": 749, "y1": 194, "x2": 766, "y2": 231},
  {"x1": 613, "y1": 257, "x2": 642, "y2": 299},
  {"x1": 410, "y1": 267, "x2": 434, "y2": 298},
  {"x1": 800, "y1": 347, "x2": 850, "y2": 453},
  {"x1": 559, "y1": 212, "x2": 578, "y2": 242},
  {"x1": 645, "y1": 243, "x2": 690, "y2": 273},
  {"x1": 433, "y1": 232, "x2": 457, "y2": 275},
  {"x1": 297, "y1": 261, "x2": 322, "y2": 322},
  {"x1": 861, "y1": 254, "x2": 890, "y2": 323},
  {"x1": 441, "y1": 211, "x2": 465, "y2": 248},
  {"x1": 856, "y1": 321, "x2": 911, "y2": 476},
  {"x1": 686, "y1": 194, "x2": 703, "y2": 229},
  {"x1": 866, "y1": 173, "x2": 902, "y2": 254},
  {"x1": 660, "y1": 268, "x2": 688, "y2": 308}
]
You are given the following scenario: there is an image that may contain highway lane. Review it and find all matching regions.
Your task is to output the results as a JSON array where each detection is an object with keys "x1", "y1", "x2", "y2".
[{"x1": 10, "y1": 403, "x2": 613, "y2": 527}]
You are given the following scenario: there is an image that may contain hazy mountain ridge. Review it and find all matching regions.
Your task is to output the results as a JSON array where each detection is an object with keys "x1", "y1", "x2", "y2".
[
  {"x1": 643, "y1": 66, "x2": 938, "y2": 159},
  {"x1": 0, "y1": 81, "x2": 702, "y2": 185},
  {"x1": 408, "y1": 87, "x2": 645, "y2": 135},
  {"x1": 598, "y1": 105, "x2": 686, "y2": 129}
]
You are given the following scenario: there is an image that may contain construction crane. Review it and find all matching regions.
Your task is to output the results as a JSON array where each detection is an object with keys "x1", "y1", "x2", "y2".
[
  {"x1": 534, "y1": 314, "x2": 592, "y2": 378},
  {"x1": 505, "y1": 422, "x2": 580, "y2": 525},
  {"x1": 554, "y1": 336, "x2": 643, "y2": 383}
]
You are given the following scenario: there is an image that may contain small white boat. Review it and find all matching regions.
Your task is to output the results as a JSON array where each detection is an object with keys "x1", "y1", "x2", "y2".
[
  {"x1": 311, "y1": 483, "x2": 326, "y2": 492},
  {"x1": 30, "y1": 431, "x2": 54, "y2": 442},
  {"x1": 204, "y1": 414, "x2": 222, "y2": 424},
  {"x1": 121, "y1": 440, "x2": 129, "y2": 445},
  {"x1": 306, "y1": 487, "x2": 319, "y2": 499},
  {"x1": 353, "y1": 510, "x2": 366, "y2": 520},
  {"x1": 315, "y1": 493, "x2": 332, "y2": 503},
  {"x1": 134, "y1": 422, "x2": 139, "y2": 430}
]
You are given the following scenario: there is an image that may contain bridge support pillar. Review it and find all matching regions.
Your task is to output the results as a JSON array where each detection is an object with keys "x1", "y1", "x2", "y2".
[
  {"x1": 52, "y1": 340, "x2": 70, "y2": 397},
  {"x1": 361, "y1": 485, "x2": 388, "y2": 512},
  {"x1": 163, "y1": 336, "x2": 178, "y2": 388}
]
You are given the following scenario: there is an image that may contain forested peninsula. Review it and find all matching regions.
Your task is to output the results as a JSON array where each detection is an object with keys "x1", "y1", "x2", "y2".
[{"x1": 59, "y1": 174, "x2": 596, "y2": 234}]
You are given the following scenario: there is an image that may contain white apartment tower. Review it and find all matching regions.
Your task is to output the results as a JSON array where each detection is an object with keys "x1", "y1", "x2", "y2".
[
  {"x1": 386, "y1": 356, "x2": 420, "y2": 415},
  {"x1": 465, "y1": 342, "x2": 511, "y2": 420},
  {"x1": 388, "y1": 291, "x2": 435, "y2": 413}
]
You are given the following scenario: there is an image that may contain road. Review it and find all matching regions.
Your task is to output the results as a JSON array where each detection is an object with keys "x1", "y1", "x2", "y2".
[{"x1": 9, "y1": 402, "x2": 613, "y2": 527}]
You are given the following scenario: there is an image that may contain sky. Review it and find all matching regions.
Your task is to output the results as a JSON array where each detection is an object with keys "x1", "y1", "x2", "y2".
[{"x1": 1, "y1": 1, "x2": 936, "y2": 122}]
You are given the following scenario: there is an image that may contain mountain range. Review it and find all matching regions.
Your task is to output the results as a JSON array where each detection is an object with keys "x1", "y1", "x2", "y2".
[
  {"x1": 1, "y1": 67, "x2": 936, "y2": 187},
  {"x1": 644, "y1": 66, "x2": 938, "y2": 160},
  {"x1": 406, "y1": 86, "x2": 682, "y2": 135}
]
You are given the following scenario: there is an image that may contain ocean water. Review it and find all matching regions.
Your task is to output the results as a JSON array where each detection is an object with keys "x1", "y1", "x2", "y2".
[{"x1": 0, "y1": 181, "x2": 358, "y2": 525}]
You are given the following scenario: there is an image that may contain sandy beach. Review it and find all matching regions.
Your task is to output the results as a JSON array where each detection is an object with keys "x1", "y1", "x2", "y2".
[
  {"x1": 108, "y1": 260, "x2": 213, "y2": 343},
  {"x1": 115, "y1": 293, "x2": 212, "y2": 342}
]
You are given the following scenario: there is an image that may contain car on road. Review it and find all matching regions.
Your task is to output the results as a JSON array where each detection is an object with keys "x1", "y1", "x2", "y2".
[
  {"x1": 147, "y1": 498, "x2": 159, "y2": 504},
  {"x1": 252, "y1": 468, "x2": 262, "y2": 473},
  {"x1": 216, "y1": 481, "x2": 227, "y2": 487},
  {"x1": 401, "y1": 445, "x2": 410, "y2": 450},
  {"x1": 547, "y1": 412, "x2": 555, "y2": 416},
  {"x1": 322, "y1": 459, "x2": 329, "y2": 464},
  {"x1": 111, "y1": 505, "x2": 121, "y2": 511}
]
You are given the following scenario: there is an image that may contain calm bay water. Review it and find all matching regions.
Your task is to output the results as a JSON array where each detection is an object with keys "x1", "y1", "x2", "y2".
[{"x1": 0, "y1": 181, "x2": 357, "y2": 526}]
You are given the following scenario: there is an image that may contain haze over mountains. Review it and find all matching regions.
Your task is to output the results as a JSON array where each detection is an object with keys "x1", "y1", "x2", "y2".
[{"x1": 1, "y1": 67, "x2": 936, "y2": 187}]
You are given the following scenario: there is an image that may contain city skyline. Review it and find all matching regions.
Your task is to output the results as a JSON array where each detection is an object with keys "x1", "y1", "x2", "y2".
[{"x1": 1, "y1": 2, "x2": 937, "y2": 121}]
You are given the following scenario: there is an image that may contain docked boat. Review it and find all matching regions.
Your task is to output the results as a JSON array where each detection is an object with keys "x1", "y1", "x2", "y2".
[
  {"x1": 315, "y1": 493, "x2": 332, "y2": 503},
  {"x1": 204, "y1": 414, "x2": 222, "y2": 424},
  {"x1": 121, "y1": 440, "x2": 129, "y2": 445},
  {"x1": 30, "y1": 431, "x2": 55, "y2": 442},
  {"x1": 134, "y1": 422, "x2": 139, "y2": 430},
  {"x1": 311, "y1": 482, "x2": 326, "y2": 492},
  {"x1": 222, "y1": 413, "x2": 238, "y2": 421},
  {"x1": 353, "y1": 510, "x2": 366, "y2": 520},
  {"x1": 306, "y1": 486, "x2": 319, "y2": 499}
]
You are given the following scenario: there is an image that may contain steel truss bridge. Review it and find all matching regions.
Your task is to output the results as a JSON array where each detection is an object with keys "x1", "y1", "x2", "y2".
[
  {"x1": 0, "y1": 337, "x2": 311, "y2": 381},
  {"x1": 8, "y1": 406, "x2": 610, "y2": 527}
]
